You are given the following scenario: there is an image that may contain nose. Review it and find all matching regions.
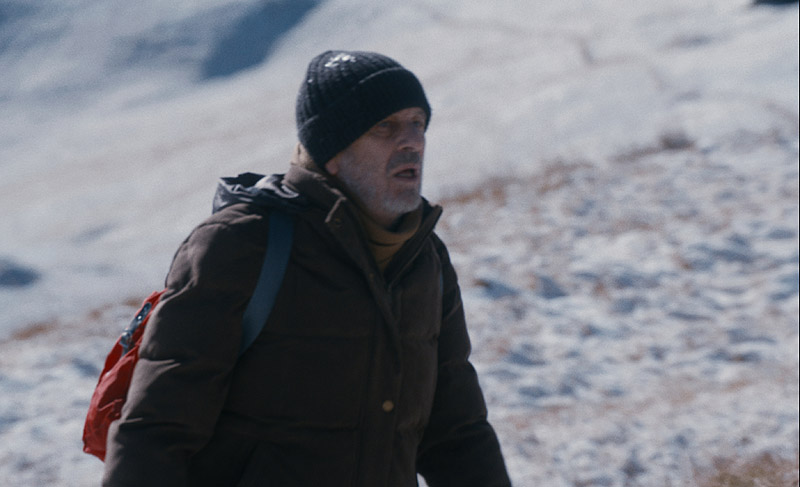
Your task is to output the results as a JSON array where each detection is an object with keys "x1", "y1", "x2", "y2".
[{"x1": 397, "y1": 121, "x2": 425, "y2": 153}]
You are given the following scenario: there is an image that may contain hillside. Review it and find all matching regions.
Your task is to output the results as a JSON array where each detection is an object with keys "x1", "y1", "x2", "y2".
[{"x1": 1, "y1": 1, "x2": 798, "y2": 485}]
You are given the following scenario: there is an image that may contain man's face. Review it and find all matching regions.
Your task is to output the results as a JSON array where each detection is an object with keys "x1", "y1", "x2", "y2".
[{"x1": 325, "y1": 107, "x2": 427, "y2": 228}]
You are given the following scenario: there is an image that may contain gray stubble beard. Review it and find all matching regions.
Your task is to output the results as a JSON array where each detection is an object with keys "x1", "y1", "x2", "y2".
[{"x1": 337, "y1": 151, "x2": 423, "y2": 220}]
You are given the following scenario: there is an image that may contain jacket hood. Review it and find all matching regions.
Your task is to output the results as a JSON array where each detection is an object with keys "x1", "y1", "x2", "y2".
[{"x1": 212, "y1": 172, "x2": 306, "y2": 214}]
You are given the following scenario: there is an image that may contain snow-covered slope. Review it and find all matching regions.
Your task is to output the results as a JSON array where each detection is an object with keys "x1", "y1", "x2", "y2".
[{"x1": 1, "y1": 1, "x2": 797, "y2": 485}]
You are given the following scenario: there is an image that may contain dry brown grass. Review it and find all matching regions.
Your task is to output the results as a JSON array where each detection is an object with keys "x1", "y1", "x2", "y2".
[
  {"x1": 439, "y1": 175, "x2": 515, "y2": 206},
  {"x1": 438, "y1": 158, "x2": 593, "y2": 207},
  {"x1": 9, "y1": 321, "x2": 58, "y2": 341},
  {"x1": 3, "y1": 295, "x2": 144, "y2": 346},
  {"x1": 695, "y1": 451, "x2": 799, "y2": 487}
]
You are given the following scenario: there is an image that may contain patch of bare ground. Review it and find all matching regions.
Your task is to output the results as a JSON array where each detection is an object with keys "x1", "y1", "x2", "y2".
[
  {"x1": 2, "y1": 296, "x2": 144, "y2": 346},
  {"x1": 439, "y1": 158, "x2": 593, "y2": 207},
  {"x1": 613, "y1": 130, "x2": 696, "y2": 163},
  {"x1": 694, "y1": 451, "x2": 799, "y2": 487},
  {"x1": 9, "y1": 321, "x2": 59, "y2": 341},
  {"x1": 439, "y1": 175, "x2": 516, "y2": 207}
]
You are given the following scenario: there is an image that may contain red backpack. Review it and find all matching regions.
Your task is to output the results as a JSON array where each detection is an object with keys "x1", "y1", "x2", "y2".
[{"x1": 82, "y1": 210, "x2": 294, "y2": 461}]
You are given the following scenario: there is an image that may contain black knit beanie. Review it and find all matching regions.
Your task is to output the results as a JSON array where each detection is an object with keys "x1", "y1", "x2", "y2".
[{"x1": 295, "y1": 50, "x2": 431, "y2": 169}]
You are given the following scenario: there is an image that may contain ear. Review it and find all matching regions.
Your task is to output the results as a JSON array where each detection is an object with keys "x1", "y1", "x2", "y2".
[{"x1": 324, "y1": 155, "x2": 340, "y2": 175}]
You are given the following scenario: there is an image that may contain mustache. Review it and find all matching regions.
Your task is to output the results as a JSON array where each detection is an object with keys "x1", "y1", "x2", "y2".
[{"x1": 387, "y1": 151, "x2": 422, "y2": 171}]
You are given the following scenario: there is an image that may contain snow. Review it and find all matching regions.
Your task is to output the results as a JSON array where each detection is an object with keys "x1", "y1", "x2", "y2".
[{"x1": 1, "y1": 0, "x2": 797, "y2": 485}]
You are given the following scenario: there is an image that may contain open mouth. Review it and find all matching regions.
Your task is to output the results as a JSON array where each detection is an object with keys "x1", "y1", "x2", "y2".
[
  {"x1": 393, "y1": 165, "x2": 420, "y2": 180},
  {"x1": 396, "y1": 168, "x2": 418, "y2": 179}
]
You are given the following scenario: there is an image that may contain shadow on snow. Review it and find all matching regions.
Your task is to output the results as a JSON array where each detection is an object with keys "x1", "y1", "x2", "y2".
[{"x1": 200, "y1": 0, "x2": 321, "y2": 80}]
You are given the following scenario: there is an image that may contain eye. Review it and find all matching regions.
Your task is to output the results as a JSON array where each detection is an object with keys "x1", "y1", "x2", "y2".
[{"x1": 372, "y1": 120, "x2": 394, "y2": 135}]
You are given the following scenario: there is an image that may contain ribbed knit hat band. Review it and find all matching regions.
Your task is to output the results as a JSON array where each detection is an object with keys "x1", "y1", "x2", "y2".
[{"x1": 296, "y1": 51, "x2": 431, "y2": 169}]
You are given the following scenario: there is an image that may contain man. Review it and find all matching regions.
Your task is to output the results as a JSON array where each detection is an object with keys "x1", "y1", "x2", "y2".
[{"x1": 103, "y1": 50, "x2": 511, "y2": 486}]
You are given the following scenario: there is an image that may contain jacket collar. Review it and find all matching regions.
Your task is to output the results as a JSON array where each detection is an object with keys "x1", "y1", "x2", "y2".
[{"x1": 283, "y1": 163, "x2": 443, "y2": 282}]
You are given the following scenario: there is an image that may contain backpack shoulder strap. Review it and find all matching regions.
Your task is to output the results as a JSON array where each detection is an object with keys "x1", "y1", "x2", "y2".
[{"x1": 239, "y1": 209, "x2": 294, "y2": 354}]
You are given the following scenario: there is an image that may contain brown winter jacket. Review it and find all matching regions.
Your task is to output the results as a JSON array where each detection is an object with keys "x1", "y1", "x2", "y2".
[{"x1": 102, "y1": 165, "x2": 511, "y2": 487}]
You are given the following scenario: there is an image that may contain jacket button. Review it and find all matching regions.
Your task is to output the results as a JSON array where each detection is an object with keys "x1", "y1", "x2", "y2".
[{"x1": 382, "y1": 400, "x2": 395, "y2": 413}]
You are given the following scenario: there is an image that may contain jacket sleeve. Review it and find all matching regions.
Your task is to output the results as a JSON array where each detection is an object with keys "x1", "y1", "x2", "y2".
[
  {"x1": 103, "y1": 219, "x2": 264, "y2": 487},
  {"x1": 416, "y1": 237, "x2": 512, "y2": 487}
]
